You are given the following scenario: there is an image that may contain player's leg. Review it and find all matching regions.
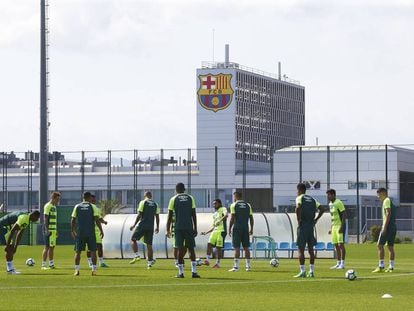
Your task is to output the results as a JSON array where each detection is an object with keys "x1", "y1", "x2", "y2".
[
  {"x1": 42, "y1": 229, "x2": 51, "y2": 269},
  {"x1": 213, "y1": 231, "x2": 224, "y2": 268},
  {"x1": 129, "y1": 228, "x2": 142, "y2": 264},
  {"x1": 74, "y1": 237, "x2": 83, "y2": 275},
  {"x1": 385, "y1": 228, "x2": 396, "y2": 272},
  {"x1": 229, "y1": 229, "x2": 240, "y2": 271},
  {"x1": 186, "y1": 231, "x2": 200, "y2": 278},
  {"x1": 294, "y1": 227, "x2": 306, "y2": 278},
  {"x1": 242, "y1": 229, "x2": 251, "y2": 271},
  {"x1": 373, "y1": 231, "x2": 386, "y2": 272},
  {"x1": 87, "y1": 235, "x2": 98, "y2": 275}
]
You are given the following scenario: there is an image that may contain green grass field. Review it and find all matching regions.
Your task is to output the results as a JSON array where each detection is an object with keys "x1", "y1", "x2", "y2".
[{"x1": 2, "y1": 244, "x2": 414, "y2": 310}]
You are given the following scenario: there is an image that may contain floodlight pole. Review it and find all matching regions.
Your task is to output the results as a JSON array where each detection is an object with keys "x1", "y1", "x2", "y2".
[{"x1": 39, "y1": 0, "x2": 49, "y2": 214}]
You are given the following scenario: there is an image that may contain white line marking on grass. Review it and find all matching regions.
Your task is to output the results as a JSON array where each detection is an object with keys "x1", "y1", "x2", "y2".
[{"x1": 1, "y1": 272, "x2": 413, "y2": 290}]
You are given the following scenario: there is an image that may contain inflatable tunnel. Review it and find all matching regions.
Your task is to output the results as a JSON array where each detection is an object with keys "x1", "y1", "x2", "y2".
[{"x1": 102, "y1": 213, "x2": 336, "y2": 259}]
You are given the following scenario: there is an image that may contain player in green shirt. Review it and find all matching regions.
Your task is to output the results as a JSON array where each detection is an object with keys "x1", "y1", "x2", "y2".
[
  {"x1": 129, "y1": 191, "x2": 160, "y2": 269},
  {"x1": 372, "y1": 188, "x2": 397, "y2": 273},
  {"x1": 71, "y1": 191, "x2": 103, "y2": 276},
  {"x1": 41, "y1": 191, "x2": 60, "y2": 270},
  {"x1": 201, "y1": 198, "x2": 228, "y2": 268},
  {"x1": 327, "y1": 189, "x2": 346, "y2": 269},
  {"x1": 1, "y1": 210, "x2": 40, "y2": 274},
  {"x1": 294, "y1": 183, "x2": 324, "y2": 278},
  {"x1": 87, "y1": 194, "x2": 109, "y2": 268},
  {"x1": 228, "y1": 191, "x2": 254, "y2": 272},
  {"x1": 166, "y1": 182, "x2": 200, "y2": 278}
]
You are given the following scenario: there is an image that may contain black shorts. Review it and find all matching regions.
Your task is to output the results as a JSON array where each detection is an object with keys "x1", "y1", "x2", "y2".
[
  {"x1": 131, "y1": 227, "x2": 154, "y2": 245},
  {"x1": 378, "y1": 226, "x2": 397, "y2": 246},
  {"x1": 74, "y1": 235, "x2": 97, "y2": 252},
  {"x1": 232, "y1": 228, "x2": 250, "y2": 248},
  {"x1": 0, "y1": 227, "x2": 7, "y2": 245},
  {"x1": 296, "y1": 225, "x2": 316, "y2": 249},
  {"x1": 174, "y1": 229, "x2": 196, "y2": 249}
]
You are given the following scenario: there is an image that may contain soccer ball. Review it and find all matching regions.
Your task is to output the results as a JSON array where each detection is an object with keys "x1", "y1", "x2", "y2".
[
  {"x1": 269, "y1": 258, "x2": 279, "y2": 267},
  {"x1": 195, "y1": 258, "x2": 203, "y2": 266},
  {"x1": 345, "y1": 269, "x2": 357, "y2": 281},
  {"x1": 26, "y1": 258, "x2": 35, "y2": 266}
]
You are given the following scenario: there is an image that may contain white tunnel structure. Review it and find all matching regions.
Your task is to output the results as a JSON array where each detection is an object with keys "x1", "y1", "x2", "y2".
[{"x1": 102, "y1": 213, "x2": 337, "y2": 259}]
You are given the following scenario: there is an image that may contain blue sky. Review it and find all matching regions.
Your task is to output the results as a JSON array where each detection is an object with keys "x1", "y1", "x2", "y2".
[{"x1": 1, "y1": 0, "x2": 413, "y2": 153}]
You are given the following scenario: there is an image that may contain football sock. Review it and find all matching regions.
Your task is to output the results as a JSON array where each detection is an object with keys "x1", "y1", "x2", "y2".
[
  {"x1": 49, "y1": 260, "x2": 54, "y2": 266},
  {"x1": 300, "y1": 265, "x2": 305, "y2": 273},
  {"x1": 135, "y1": 252, "x2": 140, "y2": 258},
  {"x1": 99, "y1": 257, "x2": 104, "y2": 264},
  {"x1": 178, "y1": 264, "x2": 184, "y2": 275},
  {"x1": 41, "y1": 261, "x2": 47, "y2": 267},
  {"x1": 389, "y1": 260, "x2": 394, "y2": 268},
  {"x1": 206, "y1": 255, "x2": 210, "y2": 261},
  {"x1": 191, "y1": 261, "x2": 197, "y2": 273},
  {"x1": 245, "y1": 259, "x2": 251, "y2": 268},
  {"x1": 379, "y1": 260, "x2": 385, "y2": 268},
  {"x1": 309, "y1": 264, "x2": 314, "y2": 272},
  {"x1": 91, "y1": 265, "x2": 96, "y2": 271},
  {"x1": 6, "y1": 261, "x2": 13, "y2": 271},
  {"x1": 234, "y1": 258, "x2": 239, "y2": 268},
  {"x1": 75, "y1": 265, "x2": 80, "y2": 271}
]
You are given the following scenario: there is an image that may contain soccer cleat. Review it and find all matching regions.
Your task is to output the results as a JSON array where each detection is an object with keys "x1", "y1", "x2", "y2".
[
  {"x1": 212, "y1": 263, "x2": 220, "y2": 268},
  {"x1": 293, "y1": 271, "x2": 307, "y2": 278},
  {"x1": 307, "y1": 271, "x2": 315, "y2": 278},
  {"x1": 384, "y1": 267, "x2": 394, "y2": 273},
  {"x1": 91, "y1": 270, "x2": 97, "y2": 276},
  {"x1": 7, "y1": 270, "x2": 21, "y2": 275},
  {"x1": 245, "y1": 267, "x2": 251, "y2": 272},
  {"x1": 336, "y1": 265, "x2": 345, "y2": 270},
  {"x1": 204, "y1": 260, "x2": 210, "y2": 266},
  {"x1": 99, "y1": 262, "x2": 109, "y2": 268},
  {"x1": 330, "y1": 264, "x2": 339, "y2": 269},
  {"x1": 129, "y1": 257, "x2": 141, "y2": 264},
  {"x1": 192, "y1": 272, "x2": 201, "y2": 278},
  {"x1": 175, "y1": 273, "x2": 184, "y2": 278},
  {"x1": 74, "y1": 270, "x2": 80, "y2": 276},
  {"x1": 228, "y1": 267, "x2": 239, "y2": 272},
  {"x1": 49, "y1": 265, "x2": 56, "y2": 269},
  {"x1": 372, "y1": 267, "x2": 385, "y2": 273},
  {"x1": 41, "y1": 266, "x2": 50, "y2": 270}
]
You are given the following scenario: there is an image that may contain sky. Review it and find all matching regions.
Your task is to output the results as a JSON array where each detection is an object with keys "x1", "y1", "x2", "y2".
[{"x1": 1, "y1": 0, "x2": 414, "y2": 155}]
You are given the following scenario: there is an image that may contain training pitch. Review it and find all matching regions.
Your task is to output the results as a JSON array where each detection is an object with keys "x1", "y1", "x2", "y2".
[{"x1": 1, "y1": 244, "x2": 413, "y2": 310}]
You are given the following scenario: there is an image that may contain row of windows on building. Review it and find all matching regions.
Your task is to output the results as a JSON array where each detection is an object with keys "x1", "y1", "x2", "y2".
[
  {"x1": 236, "y1": 103, "x2": 304, "y2": 130},
  {"x1": 235, "y1": 89, "x2": 304, "y2": 114},
  {"x1": 236, "y1": 72, "x2": 304, "y2": 102}
]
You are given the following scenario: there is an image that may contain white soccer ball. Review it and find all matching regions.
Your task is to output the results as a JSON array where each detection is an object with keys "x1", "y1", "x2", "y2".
[
  {"x1": 270, "y1": 258, "x2": 279, "y2": 267},
  {"x1": 195, "y1": 258, "x2": 202, "y2": 266},
  {"x1": 26, "y1": 258, "x2": 35, "y2": 266},
  {"x1": 345, "y1": 269, "x2": 357, "y2": 281}
]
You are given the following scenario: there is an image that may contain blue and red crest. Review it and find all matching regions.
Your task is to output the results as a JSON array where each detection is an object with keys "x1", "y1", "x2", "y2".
[{"x1": 197, "y1": 74, "x2": 234, "y2": 112}]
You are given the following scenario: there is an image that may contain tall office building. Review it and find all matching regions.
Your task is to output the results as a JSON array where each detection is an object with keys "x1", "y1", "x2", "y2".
[{"x1": 196, "y1": 45, "x2": 305, "y2": 173}]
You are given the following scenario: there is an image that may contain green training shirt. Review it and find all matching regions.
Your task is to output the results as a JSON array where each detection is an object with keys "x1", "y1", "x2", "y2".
[
  {"x1": 296, "y1": 194, "x2": 320, "y2": 225},
  {"x1": 71, "y1": 202, "x2": 99, "y2": 237},
  {"x1": 382, "y1": 197, "x2": 396, "y2": 228},
  {"x1": 0, "y1": 211, "x2": 26, "y2": 232},
  {"x1": 168, "y1": 193, "x2": 195, "y2": 230},
  {"x1": 329, "y1": 199, "x2": 345, "y2": 226},
  {"x1": 212, "y1": 206, "x2": 227, "y2": 232},
  {"x1": 44, "y1": 201, "x2": 57, "y2": 231},
  {"x1": 230, "y1": 200, "x2": 252, "y2": 230},
  {"x1": 137, "y1": 199, "x2": 160, "y2": 230}
]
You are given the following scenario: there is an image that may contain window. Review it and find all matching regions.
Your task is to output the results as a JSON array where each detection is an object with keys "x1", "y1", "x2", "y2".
[{"x1": 348, "y1": 181, "x2": 368, "y2": 190}]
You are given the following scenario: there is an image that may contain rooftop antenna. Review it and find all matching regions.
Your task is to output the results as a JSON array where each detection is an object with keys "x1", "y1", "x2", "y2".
[
  {"x1": 278, "y1": 61, "x2": 281, "y2": 80},
  {"x1": 225, "y1": 44, "x2": 229, "y2": 67}
]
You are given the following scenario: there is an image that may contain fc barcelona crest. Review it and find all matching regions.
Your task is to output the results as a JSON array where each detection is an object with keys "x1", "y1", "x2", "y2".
[{"x1": 197, "y1": 74, "x2": 234, "y2": 112}]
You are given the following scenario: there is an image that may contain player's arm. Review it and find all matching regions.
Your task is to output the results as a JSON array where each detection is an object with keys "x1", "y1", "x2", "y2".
[
  {"x1": 314, "y1": 202, "x2": 324, "y2": 224},
  {"x1": 339, "y1": 210, "x2": 346, "y2": 233},
  {"x1": 229, "y1": 215, "x2": 235, "y2": 237},
  {"x1": 44, "y1": 214, "x2": 50, "y2": 236},
  {"x1": 6, "y1": 223, "x2": 21, "y2": 253},
  {"x1": 166, "y1": 210, "x2": 173, "y2": 238},
  {"x1": 192, "y1": 208, "x2": 198, "y2": 237},
  {"x1": 382, "y1": 208, "x2": 391, "y2": 234},
  {"x1": 99, "y1": 217, "x2": 108, "y2": 225},
  {"x1": 249, "y1": 215, "x2": 254, "y2": 235},
  {"x1": 155, "y1": 213, "x2": 160, "y2": 234},
  {"x1": 130, "y1": 212, "x2": 142, "y2": 231},
  {"x1": 13, "y1": 228, "x2": 25, "y2": 253},
  {"x1": 295, "y1": 202, "x2": 302, "y2": 225},
  {"x1": 201, "y1": 226, "x2": 214, "y2": 235},
  {"x1": 71, "y1": 217, "x2": 77, "y2": 239},
  {"x1": 95, "y1": 216, "x2": 104, "y2": 238}
]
